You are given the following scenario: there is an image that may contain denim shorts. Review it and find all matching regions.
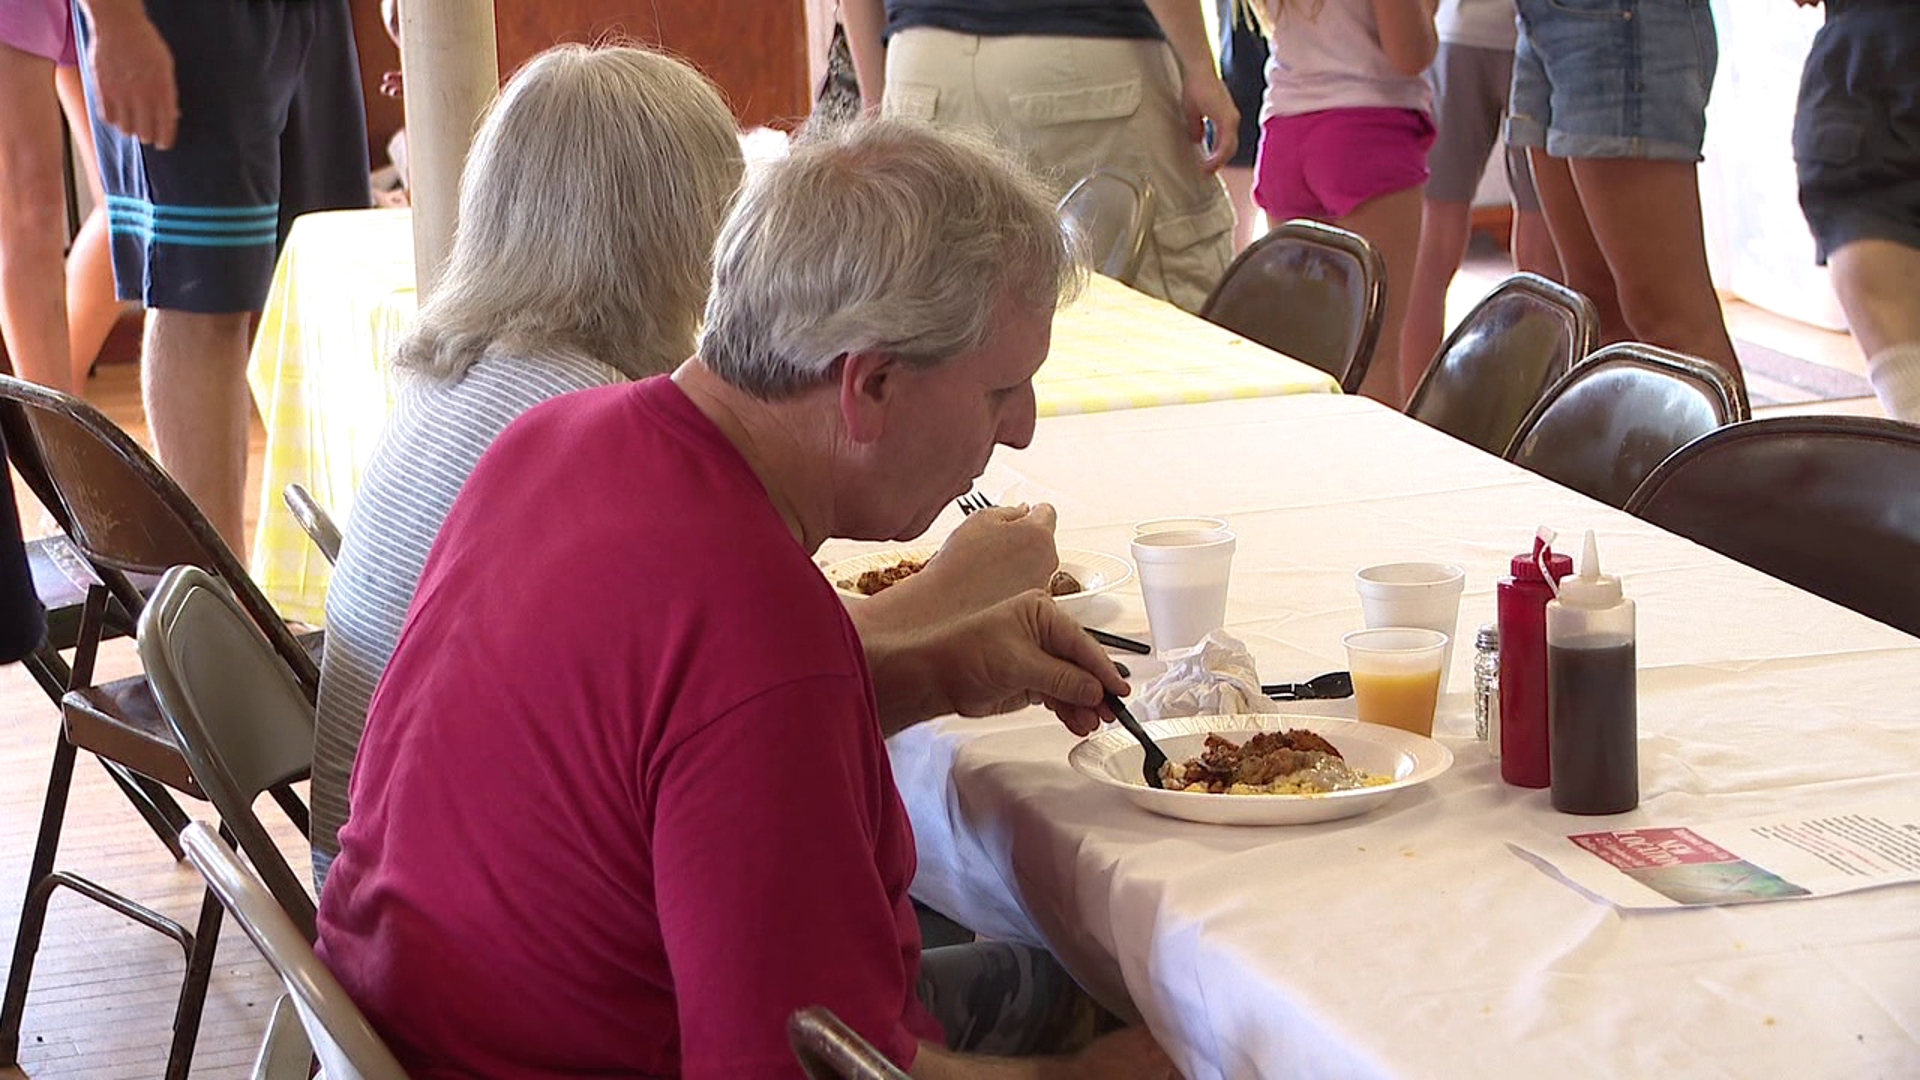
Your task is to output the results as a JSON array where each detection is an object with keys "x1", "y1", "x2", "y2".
[{"x1": 1508, "y1": 0, "x2": 1717, "y2": 162}]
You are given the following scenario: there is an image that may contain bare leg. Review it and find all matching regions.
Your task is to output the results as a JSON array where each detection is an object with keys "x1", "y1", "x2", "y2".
[
  {"x1": 1221, "y1": 164, "x2": 1264, "y2": 253},
  {"x1": 1527, "y1": 149, "x2": 1628, "y2": 344},
  {"x1": 55, "y1": 65, "x2": 120, "y2": 388},
  {"x1": 1333, "y1": 184, "x2": 1425, "y2": 406},
  {"x1": 1401, "y1": 198, "x2": 1473, "y2": 379},
  {"x1": 1512, "y1": 207, "x2": 1561, "y2": 281},
  {"x1": 1827, "y1": 238, "x2": 1920, "y2": 358},
  {"x1": 143, "y1": 310, "x2": 254, "y2": 552},
  {"x1": 1566, "y1": 157, "x2": 1742, "y2": 391},
  {"x1": 0, "y1": 43, "x2": 76, "y2": 392},
  {"x1": 1829, "y1": 238, "x2": 1920, "y2": 420}
]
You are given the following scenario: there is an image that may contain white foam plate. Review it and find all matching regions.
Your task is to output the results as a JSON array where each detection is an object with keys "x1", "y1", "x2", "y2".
[
  {"x1": 1068, "y1": 713, "x2": 1452, "y2": 826},
  {"x1": 822, "y1": 546, "x2": 1133, "y2": 616}
]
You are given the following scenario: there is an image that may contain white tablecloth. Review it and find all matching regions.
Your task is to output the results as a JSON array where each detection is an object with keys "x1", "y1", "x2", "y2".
[{"x1": 844, "y1": 393, "x2": 1920, "y2": 1079}]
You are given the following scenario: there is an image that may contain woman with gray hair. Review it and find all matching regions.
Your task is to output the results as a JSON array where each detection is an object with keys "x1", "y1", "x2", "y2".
[{"x1": 308, "y1": 42, "x2": 744, "y2": 888}]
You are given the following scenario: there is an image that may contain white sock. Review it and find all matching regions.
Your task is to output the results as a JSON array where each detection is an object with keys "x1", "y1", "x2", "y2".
[{"x1": 1866, "y1": 344, "x2": 1920, "y2": 423}]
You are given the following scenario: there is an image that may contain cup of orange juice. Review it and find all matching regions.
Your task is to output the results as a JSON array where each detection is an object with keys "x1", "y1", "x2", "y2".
[{"x1": 1342, "y1": 628, "x2": 1447, "y2": 736}]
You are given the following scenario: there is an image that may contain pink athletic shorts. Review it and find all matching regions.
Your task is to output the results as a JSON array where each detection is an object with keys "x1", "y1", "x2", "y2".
[
  {"x1": 1254, "y1": 107, "x2": 1436, "y2": 222},
  {"x1": 0, "y1": 0, "x2": 78, "y2": 67}
]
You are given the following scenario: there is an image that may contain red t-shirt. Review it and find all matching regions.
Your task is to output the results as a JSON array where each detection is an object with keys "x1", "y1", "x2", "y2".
[{"x1": 317, "y1": 376, "x2": 941, "y2": 1077}]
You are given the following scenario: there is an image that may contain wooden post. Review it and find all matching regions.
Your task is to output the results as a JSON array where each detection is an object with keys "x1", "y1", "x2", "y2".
[{"x1": 399, "y1": 0, "x2": 498, "y2": 301}]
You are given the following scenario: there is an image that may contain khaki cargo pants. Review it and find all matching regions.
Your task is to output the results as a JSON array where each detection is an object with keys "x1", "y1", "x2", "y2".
[{"x1": 884, "y1": 28, "x2": 1236, "y2": 314}]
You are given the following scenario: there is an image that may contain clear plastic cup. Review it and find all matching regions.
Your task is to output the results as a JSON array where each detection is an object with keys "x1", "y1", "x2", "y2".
[
  {"x1": 1355, "y1": 562, "x2": 1466, "y2": 694},
  {"x1": 1343, "y1": 627, "x2": 1448, "y2": 736},
  {"x1": 1130, "y1": 528, "x2": 1236, "y2": 654}
]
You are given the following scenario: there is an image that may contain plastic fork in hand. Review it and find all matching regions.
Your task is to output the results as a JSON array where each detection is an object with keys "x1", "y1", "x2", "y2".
[
  {"x1": 1107, "y1": 693, "x2": 1168, "y2": 789},
  {"x1": 956, "y1": 491, "x2": 995, "y2": 516}
]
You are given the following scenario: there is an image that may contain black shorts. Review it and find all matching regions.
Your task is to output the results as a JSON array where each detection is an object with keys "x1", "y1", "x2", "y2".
[
  {"x1": 76, "y1": 0, "x2": 371, "y2": 313},
  {"x1": 1793, "y1": 0, "x2": 1920, "y2": 265},
  {"x1": 1216, "y1": 0, "x2": 1268, "y2": 170}
]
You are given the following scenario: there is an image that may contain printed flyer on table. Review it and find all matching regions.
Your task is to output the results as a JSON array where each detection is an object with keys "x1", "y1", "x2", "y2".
[{"x1": 1512, "y1": 799, "x2": 1920, "y2": 909}]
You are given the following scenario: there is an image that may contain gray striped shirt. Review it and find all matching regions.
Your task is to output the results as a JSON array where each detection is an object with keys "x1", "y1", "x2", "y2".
[{"x1": 311, "y1": 352, "x2": 623, "y2": 888}]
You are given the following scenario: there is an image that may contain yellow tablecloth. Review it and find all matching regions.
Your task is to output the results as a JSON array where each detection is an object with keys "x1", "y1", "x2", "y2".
[{"x1": 245, "y1": 208, "x2": 1335, "y2": 624}]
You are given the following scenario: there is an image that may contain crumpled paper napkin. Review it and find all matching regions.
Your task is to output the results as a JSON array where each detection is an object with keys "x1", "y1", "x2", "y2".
[{"x1": 1135, "y1": 630, "x2": 1279, "y2": 721}]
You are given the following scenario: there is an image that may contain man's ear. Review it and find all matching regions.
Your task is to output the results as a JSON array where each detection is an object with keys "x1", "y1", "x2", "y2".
[{"x1": 839, "y1": 348, "x2": 898, "y2": 445}]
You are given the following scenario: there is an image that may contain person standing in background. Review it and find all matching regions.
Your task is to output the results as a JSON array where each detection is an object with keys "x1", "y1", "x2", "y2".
[
  {"x1": 1399, "y1": 0, "x2": 1559, "y2": 369},
  {"x1": 1792, "y1": 0, "x2": 1920, "y2": 422},
  {"x1": 840, "y1": 0, "x2": 1240, "y2": 313},
  {"x1": 71, "y1": 0, "x2": 370, "y2": 553},
  {"x1": 0, "y1": 0, "x2": 119, "y2": 394},
  {"x1": 1216, "y1": 0, "x2": 1270, "y2": 250},
  {"x1": 1509, "y1": 0, "x2": 1745, "y2": 396},
  {"x1": 1250, "y1": 0, "x2": 1440, "y2": 405}
]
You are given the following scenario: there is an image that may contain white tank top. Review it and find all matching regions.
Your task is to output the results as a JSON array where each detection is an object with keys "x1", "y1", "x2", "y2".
[{"x1": 1259, "y1": 0, "x2": 1435, "y2": 122}]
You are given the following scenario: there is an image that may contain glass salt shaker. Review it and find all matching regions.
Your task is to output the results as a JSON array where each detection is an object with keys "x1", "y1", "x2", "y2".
[{"x1": 1473, "y1": 623, "x2": 1500, "y2": 755}]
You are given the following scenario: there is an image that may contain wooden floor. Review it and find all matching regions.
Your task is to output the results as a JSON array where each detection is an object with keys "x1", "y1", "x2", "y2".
[{"x1": 0, "y1": 262, "x2": 1884, "y2": 1078}]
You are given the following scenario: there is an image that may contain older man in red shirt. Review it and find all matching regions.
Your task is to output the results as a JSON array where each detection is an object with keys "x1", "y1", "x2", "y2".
[{"x1": 317, "y1": 120, "x2": 1179, "y2": 1079}]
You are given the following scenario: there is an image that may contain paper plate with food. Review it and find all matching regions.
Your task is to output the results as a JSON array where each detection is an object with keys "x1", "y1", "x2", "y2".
[
  {"x1": 1068, "y1": 713, "x2": 1451, "y2": 825},
  {"x1": 822, "y1": 546, "x2": 1133, "y2": 615}
]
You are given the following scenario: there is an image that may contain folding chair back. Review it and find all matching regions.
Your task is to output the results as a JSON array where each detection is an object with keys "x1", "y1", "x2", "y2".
[
  {"x1": 1199, "y1": 218, "x2": 1385, "y2": 394},
  {"x1": 180, "y1": 822, "x2": 409, "y2": 1080},
  {"x1": 0, "y1": 375, "x2": 316, "y2": 690},
  {"x1": 283, "y1": 483, "x2": 342, "y2": 565},
  {"x1": 1624, "y1": 415, "x2": 1920, "y2": 637},
  {"x1": 1405, "y1": 273, "x2": 1599, "y2": 454},
  {"x1": 1057, "y1": 169, "x2": 1155, "y2": 286},
  {"x1": 140, "y1": 565, "x2": 319, "y2": 938},
  {"x1": 1505, "y1": 342, "x2": 1750, "y2": 508}
]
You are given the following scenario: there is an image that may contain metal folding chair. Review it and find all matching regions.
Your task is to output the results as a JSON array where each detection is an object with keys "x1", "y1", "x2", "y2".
[
  {"x1": 1057, "y1": 169, "x2": 1155, "y2": 286},
  {"x1": 1199, "y1": 218, "x2": 1386, "y2": 395},
  {"x1": 1505, "y1": 342, "x2": 1750, "y2": 508},
  {"x1": 1624, "y1": 415, "x2": 1920, "y2": 638},
  {"x1": 1404, "y1": 273, "x2": 1600, "y2": 454},
  {"x1": 0, "y1": 375, "x2": 317, "y2": 1079},
  {"x1": 180, "y1": 823, "x2": 408, "y2": 1080}
]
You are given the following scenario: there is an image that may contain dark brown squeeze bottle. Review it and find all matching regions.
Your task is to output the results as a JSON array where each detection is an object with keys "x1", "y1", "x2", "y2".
[{"x1": 1546, "y1": 531, "x2": 1638, "y2": 815}]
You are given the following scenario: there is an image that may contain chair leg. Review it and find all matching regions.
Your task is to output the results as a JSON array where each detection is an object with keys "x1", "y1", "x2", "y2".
[
  {"x1": 267, "y1": 783, "x2": 309, "y2": 837},
  {"x1": 98, "y1": 759, "x2": 191, "y2": 860},
  {"x1": 0, "y1": 731, "x2": 78, "y2": 1065},
  {"x1": 163, "y1": 885, "x2": 224, "y2": 1080}
]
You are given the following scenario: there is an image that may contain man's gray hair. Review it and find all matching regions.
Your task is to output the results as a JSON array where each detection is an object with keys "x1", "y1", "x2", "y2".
[
  {"x1": 699, "y1": 118, "x2": 1083, "y2": 399},
  {"x1": 394, "y1": 43, "x2": 744, "y2": 382}
]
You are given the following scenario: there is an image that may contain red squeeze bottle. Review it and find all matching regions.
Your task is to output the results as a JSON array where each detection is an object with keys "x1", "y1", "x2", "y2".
[{"x1": 1498, "y1": 530, "x2": 1572, "y2": 788}]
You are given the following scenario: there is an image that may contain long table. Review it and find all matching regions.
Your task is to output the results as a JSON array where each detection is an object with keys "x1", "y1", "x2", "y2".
[
  {"x1": 833, "y1": 392, "x2": 1920, "y2": 1079},
  {"x1": 244, "y1": 209, "x2": 1336, "y2": 624}
]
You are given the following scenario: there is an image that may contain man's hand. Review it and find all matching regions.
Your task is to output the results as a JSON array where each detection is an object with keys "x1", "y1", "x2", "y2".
[
  {"x1": 911, "y1": 590, "x2": 1129, "y2": 735},
  {"x1": 1181, "y1": 71, "x2": 1240, "y2": 173},
  {"x1": 917, "y1": 503, "x2": 1061, "y2": 611},
  {"x1": 82, "y1": 1, "x2": 179, "y2": 150}
]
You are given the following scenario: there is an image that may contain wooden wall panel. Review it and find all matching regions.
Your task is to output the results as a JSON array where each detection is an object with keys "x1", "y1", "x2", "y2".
[{"x1": 349, "y1": 0, "x2": 810, "y2": 153}]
